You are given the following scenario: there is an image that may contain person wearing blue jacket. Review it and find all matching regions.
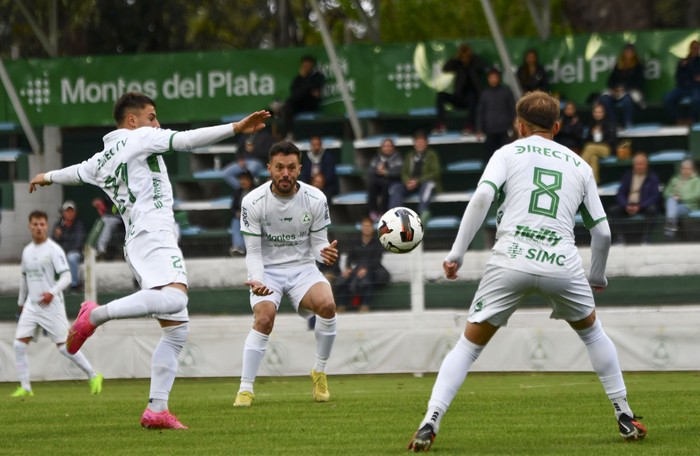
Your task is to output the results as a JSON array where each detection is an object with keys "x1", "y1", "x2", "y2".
[{"x1": 608, "y1": 152, "x2": 661, "y2": 244}]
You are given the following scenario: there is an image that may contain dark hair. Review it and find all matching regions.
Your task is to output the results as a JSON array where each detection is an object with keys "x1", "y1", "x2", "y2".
[
  {"x1": 269, "y1": 140, "x2": 301, "y2": 162},
  {"x1": 300, "y1": 55, "x2": 317, "y2": 65},
  {"x1": 28, "y1": 210, "x2": 48, "y2": 222},
  {"x1": 516, "y1": 91, "x2": 560, "y2": 130},
  {"x1": 238, "y1": 169, "x2": 254, "y2": 181},
  {"x1": 413, "y1": 129, "x2": 428, "y2": 141},
  {"x1": 113, "y1": 92, "x2": 156, "y2": 125}
]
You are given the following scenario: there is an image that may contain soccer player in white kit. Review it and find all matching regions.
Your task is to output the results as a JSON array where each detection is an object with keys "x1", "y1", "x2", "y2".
[
  {"x1": 29, "y1": 92, "x2": 270, "y2": 428},
  {"x1": 12, "y1": 210, "x2": 103, "y2": 398},
  {"x1": 233, "y1": 140, "x2": 339, "y2": 407},
  {"x1": 408, "y1": 92, "x2": 646, "y2": 452}
]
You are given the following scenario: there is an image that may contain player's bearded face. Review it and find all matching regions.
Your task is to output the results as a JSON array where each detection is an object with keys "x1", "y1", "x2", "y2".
[{"x1": 269, "y1": 154, "x2": 300, "y2": 196}]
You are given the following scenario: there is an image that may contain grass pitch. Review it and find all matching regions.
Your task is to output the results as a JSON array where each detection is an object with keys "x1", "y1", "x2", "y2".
[{"x1": 2, "y1": 371, "x2": 698, "y2": 455}]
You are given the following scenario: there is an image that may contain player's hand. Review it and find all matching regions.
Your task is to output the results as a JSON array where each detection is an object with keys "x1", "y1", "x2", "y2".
[
  {"x1": 29, "y1": 173, "x2": 51, "y2": 193},
  {"x1": 39, "y1": 292, "x2": 53, "y2": 305},
  {"x1": 443, "y1": 260, "x2": 459, "y2": 280},
  {"x1": 592, "y1": 286, "x2": 606, "y2": 293},
  {"x1": 234, "y1": 110, "x2": 272, "y2": 135},
  {"x1": 244, "y1": 280, "x2": 273, "y2": 296},
  {"x1": 320, "y1": 240, "x2": 339, "y2": 265}
]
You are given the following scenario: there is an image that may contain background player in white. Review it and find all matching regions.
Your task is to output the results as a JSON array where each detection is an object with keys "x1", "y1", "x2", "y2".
[
  {"x1": 12, "y1": 210, "x2": 102, "y2": 398},
  {"x1": 234, "y1": 140, "x2": 339, "y2": 407},
  {"x1": 408, "y1": 91, "x2": 646, "y2": 452},
  {"x1": 29, "y1": 92, "x2": 270, "y2": 428}
]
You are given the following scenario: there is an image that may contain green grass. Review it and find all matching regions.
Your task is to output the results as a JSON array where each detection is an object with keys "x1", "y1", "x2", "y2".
[{"x1": 2, "y1": 372, "x2": 698, "y2": 455}]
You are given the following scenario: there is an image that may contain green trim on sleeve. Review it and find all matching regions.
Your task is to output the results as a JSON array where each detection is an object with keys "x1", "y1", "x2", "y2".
[
  {"x1": 168, "y1": 132, "x2": 177, "y2": 154},
  {"x1": 77, "y1": 168, "x2": 85, "y2": 184},
  {"x1": 310, "y1": 223, "x2": 332, "y2": 233},
  {"x1": 241, "y1": 231, "x2": 261, "y2": 237},
  {"x1": 579, "y1": 203, "x2": 607, "y2": 229},
  {"x1": 481, "y1": 180, "x2": 498, "y2": 193}
]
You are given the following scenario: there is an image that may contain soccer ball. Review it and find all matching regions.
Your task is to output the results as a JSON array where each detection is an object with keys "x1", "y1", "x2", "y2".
[{"x1": 377, "y1": 207, "x2": 424, "y2": 253}]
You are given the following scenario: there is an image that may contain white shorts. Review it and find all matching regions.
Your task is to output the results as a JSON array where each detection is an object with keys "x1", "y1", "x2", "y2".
[
  {"x1": 468, "y1": 263, "x2": 595, "y2": 327},
  {"x1": 125, "y1": 230, "x2": 189, "y2": 321},
  {"x1": 250, "y1": 264, "x2": 329, "y2": 319},
  {"x1": 15, "y1": 305, "x2": 70, "y2": 344}
]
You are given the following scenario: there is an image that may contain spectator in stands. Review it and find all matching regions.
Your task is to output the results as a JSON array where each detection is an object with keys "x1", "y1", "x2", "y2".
[
  {"x1": 433, "y1": 43, "x2": 486, "y2": 134},
  {"x1": 476, "y1": 68, "x2": 516, "y2": 154},
  {"x1": 663, "y1": 158, "x2": 700, "y2": 239},
  {"x1": 222, "y1": 130, "x2": 273, "y2": 191},
  {"x1": 280, "y1": 55, "x2": 326, "y2": 140},
  {"x1": 597, "y1": 43, "x2": 646, "y2": 130},
  {"x1": 608, "y1": 151, "x2": 661, "y2": 244},
  {"x1": 335, "y1": 217, "x2": 390, "y2": 312},
  {"x1": 581, "y1": 103, "x2": 618, "y2": 184},
  {"x1": 394, "y1": 130, "x2": 442, "y2": 222},
  {"x1": 230, "y1": 170, "x2": 256, "y2": 256},
  {"x1": 367, "y1": 138, "x2": 404, "y2": 222},
  {"x1": 555, "y1": 101, "x2": 584, "y2": 154},
  {"x1": 300, "y1": 135, "x2": 338, "y2": 199},
  {"x1": 663, "y1": 40, "x2": 700, "y2": 125},
  {"x1": 516, "y1": 49, "x2": 550, "y2": 93},
  {"x1": 91, "y1": 196, "x2": 124, "y2": 260},
  {"x1": 52, "y1": 200, "x2": 86, "y2": 291}
]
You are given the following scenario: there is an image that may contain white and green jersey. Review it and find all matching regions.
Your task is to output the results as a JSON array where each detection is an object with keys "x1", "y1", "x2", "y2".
[
  {"x1": 20, "y1": 239, "x2": 69, "y2": 311},
  {"x1": 69, "y1": 127, "x2": 176, "y2": 243},
  {"x1": 240, "y1": 181, "x2": 331, "y2": 268},
  {"x1": 481, "y1": 135, "x2": 606, "y2": 277}
]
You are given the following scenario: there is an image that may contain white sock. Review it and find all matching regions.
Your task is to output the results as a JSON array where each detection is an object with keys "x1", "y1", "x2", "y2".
[
  {"x1": 313, "y1": 315, "x2": 337, "y2": 373},
  {"x1": 148, "y1": 323, "x2": 188, "y2": 412},
  {"x1": 90, "y1": 287, "x2": 188, "y2": 325},
  {"x1": 575, "y1": 318, "x2": 631, "y2": 419},
  {"x1": 58, "y1": 344, "x2": 96, "y2": 379},
  {"x1": 13, "y1": 340, "x2": 31, "y2": 391},
  {"x1": 239, "y1": 329, "x2": 269, "y2": 393},
  {"x1": 422, "y1": 334, "x2": 484, "y2": 433}
]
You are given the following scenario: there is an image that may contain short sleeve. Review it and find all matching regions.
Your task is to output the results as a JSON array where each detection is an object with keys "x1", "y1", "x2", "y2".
[
  {"x1": 478, "y1": 148, "x2": 509, "y2": 195},
  {"x1": 580, "y1": 175, "x2": 608, "y2": 229},
  {"x1": 139, "y1": 128, "x2": 178, "y2": 155},
  {"x1": 240, "y1": 194, "x2": 262, "y2": 236},
  {"x1": 52, "y1": 244, "x2": 70, "y2": 275},
  {"x1": 310, "y1": 193, "x2": 331, "y2": 233}
]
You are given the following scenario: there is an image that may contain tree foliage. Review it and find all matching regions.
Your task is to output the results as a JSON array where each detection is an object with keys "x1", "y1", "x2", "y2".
[{"x1": 0, "y1": 0, "x2": 697, "y2": 59}]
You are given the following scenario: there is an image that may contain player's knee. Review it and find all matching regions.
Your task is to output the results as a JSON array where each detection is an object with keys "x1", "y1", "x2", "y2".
[
  {"x1": 315, "y1": 299, "x2": 336, "y2": 319},
  {"x1": 161, "y1": 286, "x2": 188, "y2": 313},
  {"x1": 13, "y1": 339, "x2": 29, "y2": 352},
  {"x1": 163, "y1": 323, "x2": 189, "y2": 346},
  {"x1": 253, "y1": 313, "x2": 276, "y2": 334}
]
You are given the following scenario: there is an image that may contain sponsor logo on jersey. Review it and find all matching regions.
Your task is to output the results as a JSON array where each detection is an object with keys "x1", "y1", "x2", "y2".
[
  {"x1": 506, "y1": 242, "x2": 524, "y2": 259},
  {"x1": 525, "y1": 247, "x2": 566, "y2": 266},
  {"x1": 473, "y1": 298, "x2": 485, "y2": 312},
  {"x1": 279, "y1": 216, "x2": 293, "y2": 222},
  {"x1": 97, "y1": 139, "x2": 127, "y2": 170},
  {"x1": 514, "y1": 225, "x2": 562, "y2": 247},
  {"x1": 152, "y1": 176, "x2": 164, "y2": 208},
  {"x1": 301, "y1": 212, "x2": 312, "y2": 224},
  {"x1": 242, "y1": 207, "x2": 249, "y2": 227},
  {"x1": 514, "y1": 144, "x2": 581, "y2": 167},
  {"x1": 266, "y1": 232, "x2": 297, "y2": 242}
]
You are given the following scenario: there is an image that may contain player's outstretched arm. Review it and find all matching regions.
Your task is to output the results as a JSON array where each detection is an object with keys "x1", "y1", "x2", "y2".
[{"x1": 233, "y1": 110, "x2": 272, "y2": 135}]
